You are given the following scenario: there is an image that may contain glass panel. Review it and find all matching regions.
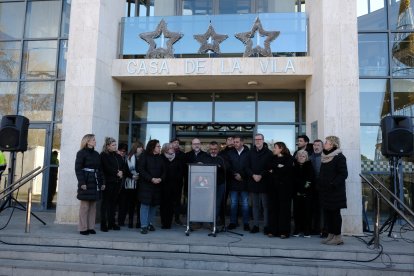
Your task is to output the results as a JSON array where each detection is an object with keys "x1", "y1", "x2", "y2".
[
  {"x1": 120, "y1": 93, "x2": 131, "y2": 121},
  {"x1": 21, "y1": 40, "x2": 58, "y2": 79},
  {"x1": 391, "y1": 32, "x2": 414, "y2": 77},
  {"x1": 358, "y1": 33, "x2": 389, "y2": 76},
  {"x1": 19, "y1": 81, "x2": 55, "y2": 121},
  {"x1": 258, "y1": 0, "x2": 298, "y2": 13},
  {"x1": 0, "y1": 2, "x2": 25, "y2": 40},
  {"x1": 173, "y1": 93, "x2": 212, "y2": 122},
  {"x1": 0, "y1": 82, "x2": 18, "y2": 118},
  {"x1": 359, "y1": 79, "x2": 391, "y2": 123},
  {"x1": 258, "y1": 93, "x2": 297, "y2": 122},
  {"x1": 131, "y1": 123, "x2": 170, "y2": 146},
  {"x1": 119, "y1": 122, "x2": 129, "y2": 145},
  {"x1": 25, "y1": 0, "x2": 61, "y2": 38},
  {"x1": 392, "y1": 79, "x2": 414, "y2": 116},
  {"x1": 133, "y1": 93, "x2": 170, "y2": 121},
  {"x1": 48, "y1": 143, "x2": 59, "y2": 209},
  {"x1": 360, "y1": 125, "x2": 387, "y2": 163},
  {"x1": 357, "y1": 0, "x2": 387, "y2": 30},
  {"x1": 61, "y1": 0, "x2": 71, "y2": 37},
  {"x1": 0, "y1": 41, "x2": 21, "y2": 80},
  {"x1": 256, "y1": 124, "x2": 296, "y2": 152},
  {"x1": 389, "y1": 0, "x2": 414, "y2": 30},
  {"x1": 55, "y1": 81, "x2": 65, "y2": 121},
  {"x1": 219, "y1": 0, "x2": 252, "y2": 14},
  {"x1": 214, "y1": 93, "x2": 255, "y2": 122},
  {"x1": 14, "y1": 129, "x2": 46, "y2": 207},
  {"x1": 52, "y1": 123, "x2": 62, "y2": 151},
  {"x1": 58, "y1": 40, "x2": 68, "y2": 79},
  {"x1": 182, "y1": 0, "x2": 213, "y2": 15}
]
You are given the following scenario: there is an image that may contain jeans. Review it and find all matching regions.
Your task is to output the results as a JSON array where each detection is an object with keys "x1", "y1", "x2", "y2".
[
  {"x1": 140, "y1": 203, "x2": 157, "y2": 228},
  {"x1": 229, "y1": 191, "x2": 249, "y2": 224}
]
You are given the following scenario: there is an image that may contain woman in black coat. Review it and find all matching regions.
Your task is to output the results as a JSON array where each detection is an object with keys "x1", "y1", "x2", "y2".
[
  {"x1": 319, "y1": 136, "x2": 348, "y2": 245},
  {"x1": 268, "y1": 142, "x2": 294, "y2": 239},
  {"x1": 138, "y1": 139, "x2": 166, "y2": 234},
  {"x1": 160, "y1": 142, "x2": 184, "y2": 229},
  {"x1": 75, "y1": 134, "x2": 103, "y2": 235}
]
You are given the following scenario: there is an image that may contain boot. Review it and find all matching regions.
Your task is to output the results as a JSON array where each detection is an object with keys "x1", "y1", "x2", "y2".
[
  {"x1": 326, "y1": 235, "x2": 344, "y2": 245},
  {"x1": 320, "y1": 233, "x2": 334, "y2": 244}
]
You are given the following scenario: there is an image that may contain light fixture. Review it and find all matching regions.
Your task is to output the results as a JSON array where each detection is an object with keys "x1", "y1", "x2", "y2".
[
  {"x1": 247, "y1": 81, "x2": 258, "y2": 86},
  {"x1": 167, "y1": 81, "x2": 178, "y2": 87}
]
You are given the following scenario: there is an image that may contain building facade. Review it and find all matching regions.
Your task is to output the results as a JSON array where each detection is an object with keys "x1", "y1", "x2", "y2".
[{"x1": 0, "y1": 0, "x2": 413, "y2": 235}]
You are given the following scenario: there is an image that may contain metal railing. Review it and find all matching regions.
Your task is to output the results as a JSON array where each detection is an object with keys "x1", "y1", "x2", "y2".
[
  {"x1": 0, "y1": 166, "x2": 48, "y2": 232},
  {"x1": 360, "y1": 173, "x2": 414, "y2": 248}
]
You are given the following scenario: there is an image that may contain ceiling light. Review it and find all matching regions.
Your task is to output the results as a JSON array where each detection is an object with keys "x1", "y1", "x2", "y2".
[
  {"x1": 167, "y1": 81, "x2": 178, "y2": 87},
  {"x1": 247, "y1": 81, "x2": 258, "y2": 86}
]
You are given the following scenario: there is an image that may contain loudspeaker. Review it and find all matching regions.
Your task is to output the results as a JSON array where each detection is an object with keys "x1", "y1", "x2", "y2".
[
  {"x1": 381, "y1": 115, "x2": 413, "y2": 157},
  {"x1": 0, "y1": 115, "x2": 29, "y2": 152}
]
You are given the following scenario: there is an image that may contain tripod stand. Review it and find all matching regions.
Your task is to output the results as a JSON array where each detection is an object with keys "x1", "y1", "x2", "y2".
[{"x1": 0, "y1": 152, "x2": 46, "y2": 225}]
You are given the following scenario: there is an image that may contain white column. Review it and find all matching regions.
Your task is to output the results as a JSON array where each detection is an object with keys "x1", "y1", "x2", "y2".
[
  {"x1": 307, "y1": 0, "x2": 362, "y2": 235},
  {"x1": 56, "y1": 0, "x2": 124, "y2": 224}
]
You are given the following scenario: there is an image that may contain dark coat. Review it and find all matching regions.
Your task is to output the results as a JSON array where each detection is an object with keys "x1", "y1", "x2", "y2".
[
  {"x1": 293, "y1": 160, "x2": 314, "y2": 197},
  {"x1": 100, "y1": 151, "x2": 127, "y2": 187},
  {"x1": 227, "y1": 146, "x2": 250, "y2": 191},
  {"x1": 184, "y1": 150, "x2": 208, "y2": 164},
  {"x1": 75, "y1": 147, "x2": 103, "y2": 201},
  {"x1": 137, "y1": 152, "x2": 166, "y2": 205},
  {"x1": 269, "y1": 154, "x2": 294, "y2": 193},
  {"x1": 198, "y1": 152, "x2": 228, "y2": 185},
  {"x1": 245, "y1": 144, "x2": 273, "y2": 193},
  {"x1": 319, "y1": 152, "x2": 348, "y2": 210},
  {"x1": 162, "y1": 155, "x2": 184, "y2": 195}
]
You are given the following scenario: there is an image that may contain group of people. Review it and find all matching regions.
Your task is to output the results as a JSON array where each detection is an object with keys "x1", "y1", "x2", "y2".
[{"x1": 75, "y1": 133, "x2": 348, "y2": 246}]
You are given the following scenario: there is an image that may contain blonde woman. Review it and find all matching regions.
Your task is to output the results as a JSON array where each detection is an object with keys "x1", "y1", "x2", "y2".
[{"x1": 75, "y1": 134, "x2": 104, "y2": 235}]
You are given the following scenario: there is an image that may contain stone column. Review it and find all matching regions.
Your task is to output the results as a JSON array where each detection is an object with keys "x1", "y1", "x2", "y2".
[
  {"x1": 56, "y1": 0, "x2": 124, "y2": 224},
  {"x1": 306, "y1": 0, "x2": 362, "y2": 235}
]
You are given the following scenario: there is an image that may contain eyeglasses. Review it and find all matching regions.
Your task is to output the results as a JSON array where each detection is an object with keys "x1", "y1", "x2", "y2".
[{"x1": 254, "y1": 139, "x2": 263, "y2": 141}]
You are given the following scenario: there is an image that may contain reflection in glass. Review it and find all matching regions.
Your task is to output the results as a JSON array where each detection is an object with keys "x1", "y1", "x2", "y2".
[
  {"x1": 219, "y1": 0, "x2": 252, "y2": 14},
  {"x1": 173, "y1": 94, "x2": 212, "y2": 122},
  {"x1": 55, "y1": 81, "x2": 65, "y2": 122},
  {"x1": 182, "y1": 0, "x2": 213, "y2": 15},
  {"x1": 0, "y1": 41, "x2": 21, "y2": 80},
  {"x1": 257, "y1": 0, "x2": 298, "y2": 13},
  {"x1": 25, "y1": 0, "x2": 61, "y2": 38},
  {"x1": 0, "y1": 2, "x2": 25, "y2": 40},
  {"x1": 119, "y1": 123, "x2": 129, "y2": 145},
  {"x1": 358, "y1": 33, "x2": 389, "y2": 76},
  {"x1": 392, "y1": 79, "x2": 414, "y2": 116},
  {"x1": 214, "y1": 93, "x2": 255, "y2": 122},
  {"x1": 132, "y1": 123, "x2": 170, "y2": 146},
  {"x1": 360, "y1": 125, "x2": 386, "y2": 163},
  {"x1": 389, "y1": 0, "x2": 414, "y2": 30},
  {"x1": 21, "y1": 40, "x2": 58, "y2": 79},
  {"x1": 359, "y1": 79, "x2": 391, "y2": 123},
  {"x1": 58, "y1": 40, "x2": 68, "y2": 79},
  {"x1": 19, "y1": 81, "x2": 55, "y2": 121},
  {"x1": 120, "y1": 93, "x2": 131, "y2": 121},
  {"x1": 257, "y1": 124, "x2": 296, "y2": 152},
  {"x1": 0, "y1": 82, "x2": 17, "y2": 118},
  {"x1": 61, "y1": 0, "x2": 71, "y2": 37},
  {"x1": 357, "y1": 0, "x2": 387, "y2": 30},
  {"x1": 52, "y1": 123, "x2": 62, "y2": 151},
  {"x1": 134, "y1": 93, "x2": 170, "y2": 121},
  {"x1": 258, "y1": 93, "x2": 297, "y2": 122}
]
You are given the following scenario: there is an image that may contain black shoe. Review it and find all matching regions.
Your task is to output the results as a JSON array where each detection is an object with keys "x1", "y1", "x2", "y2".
[
  {"x1": 174, "y1": 218, "x2": 183, "y2": 226},
  {"x1": 112, "y1": 224, "x2": 121, "y2": 231},
  {"x1": 243, "y1": 224, "x2": 250, "y2": 231},
  {"x1": 100, "y1": 224, "x2": 108, "y2": 232},
  {"x1": 140, "y1": 227, "x2": 148, "y2": 234},
  {"x1": 80, "y1": 230, "x2": 89, "y2": 235},
  {"x1": 250, "y1": 225, "x2": 259, "y2": 233},
  {"x1": 227, "y1": 223, "x2": 237, "y2": 230},
  {"x1": 88, "y1": 229, "x2": 96, "y2": 234},
  {"x1": 148, "y1": 224, "x2": 156, "y2": 231}
]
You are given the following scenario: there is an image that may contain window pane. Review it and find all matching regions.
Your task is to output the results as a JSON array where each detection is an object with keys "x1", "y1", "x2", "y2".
[
  {"x1": 58, "y1": 40, "x2": 68, "y2": 79},
  {"x1": 0, "y1": 2, "x2": 25, "y2": 40},
  {"x1": 182, "y1": 0, "x2": 213, "y2": 15},
  {"x1": 257, "y1": 124, "x2": 296, "y2": 152},
  {"x1": 258, "y1": 93, "x2": 297, "y2": 122},
  {"x1": 131, "y1": 123, "x2": 170, "y2": 146},
  {"x1": 52, "y1": 123, "x2": 62, "y2": 151},
  {"x1": 0, "y1": 41, "x2": 21, "y2": 80},
  {"x1": 360, "y1": 125, "x2": 386, "y2": 164},
  {"x1": 389, "y1": 0, "x2": 414, "y2": 30},
  {"x1": 0, "y1": 82, "x2": 18, "y2": 118},
  {"x1": 258, "y1": 0, "x2": 298, "y2": 13},
  {"x1": 19, "y1": 81, "x2": 55, "y2": 121},
  {"x1": 55, "y1": 81, "x2": 65, "y2": 121},
  {"x1": 25, "y1": 0, "x2": 61, "y2": 38},
  {"x1": 358, "y1": 33, "x2": 389, "y2": 76},
  {"x1": 214, "y1": 93, "x2": 255, "y2": 122},
  {"x1": 119, "y1": 122, "x2": 129, "y2": 145},
  {"x1": 357, "y1": 0, "x2": 387, "y2": 30},
  {"x1": 392, "y1": 79, "x2": 414, "y2": 116},
  {"x1": 219, "y1": 0, "x2": 252, "y2": 14},
  {"x1": 21, "y1": 40, "x2": 58, "y2": 79},
  {"x1": 61, "y1": 0, "x2": 71, "y2": 37},
  {"x1": 173, "y1": 93, "x2": 212, "y2": 122},
  {"x1": 391, "y1": 33, "x2": 414, "y2": 77},
  {"x1": 120, "y1": 93, "x2": 131, "y2": 121},
  {"x1": 359, "y1": 79, "x2": 391, "y2": 123},
  {"x1": 134, "y1": 93, "x2": 170, "y2": 121}
]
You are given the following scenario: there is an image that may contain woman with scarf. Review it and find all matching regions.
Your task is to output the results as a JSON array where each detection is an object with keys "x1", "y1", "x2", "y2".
[
  {"x1": 160, "y1": 143, "x2": 184, "y2": 229},
  {"x1": 319, "y1": 136, "x2": 348, "y2": 245}
]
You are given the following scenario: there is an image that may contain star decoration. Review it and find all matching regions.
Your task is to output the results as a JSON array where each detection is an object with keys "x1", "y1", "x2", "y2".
[
  {"x1": 193, "y1": 24, "x2": 228, "y2": 54},
  {"x1": 235, "y1": 17, "x2": 280, "y2": 57},
  {"x1": 139, "y1": 19, "x2": 183, "y2": 59}
]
